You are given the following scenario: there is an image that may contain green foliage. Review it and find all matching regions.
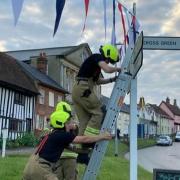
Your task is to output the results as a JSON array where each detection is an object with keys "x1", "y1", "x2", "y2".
[
  {"x1": 16, "y1": 133, "x2": 39, "y2": 147},
  {"x1": 0, "y1": 133, "x2": 39, "y2": 149}
]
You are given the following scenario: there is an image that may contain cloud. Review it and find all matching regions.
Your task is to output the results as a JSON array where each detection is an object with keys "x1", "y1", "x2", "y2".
[
  {"x1": 161, "y1": 1, "x2": 180, "y2": 35},
  {"x1": 0, "y1": 40, "x2": 7, "y2": 51},
  {"x1": 0, "y1": 0, "x2": 179, "y2": 106}
]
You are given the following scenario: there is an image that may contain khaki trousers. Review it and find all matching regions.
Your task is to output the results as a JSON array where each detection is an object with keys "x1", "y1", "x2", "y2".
[
  {"x1": 22, "y1": 154, "x2": 58, "y2": 180},
  {"x1": 72, "y1": 79, "x2": 103, "y2": 135},
  {"x1": 54, "y1": 158, "x2": 78, "y2": 180}
]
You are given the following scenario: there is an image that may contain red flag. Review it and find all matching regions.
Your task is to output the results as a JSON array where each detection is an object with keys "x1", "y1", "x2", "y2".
[
  {"x1": 118, "y1": 3, "x2": 127, "y2": 47},
  {"x1": 82, "y1": 0, "x2": 90, "y2": 32}
]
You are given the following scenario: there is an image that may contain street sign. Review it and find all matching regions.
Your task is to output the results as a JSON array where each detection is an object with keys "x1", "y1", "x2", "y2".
[
  {"x1": 127, "y1": 31, "x2": 143, "y2": 79},
  {"x1": 153, "y1": 169, "x2": 180, "y2": 180},
  {"x1": 129, "y1": 50, "x2": 143, "y2": 79},
  {"x1": 143, "y1": 36, "x2": 180, "y2": 50},
  {"x1": 132, "y1": 31, "x2": 143, "y2": 64}
]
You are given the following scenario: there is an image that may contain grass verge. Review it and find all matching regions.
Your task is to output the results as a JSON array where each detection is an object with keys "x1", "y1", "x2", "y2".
[{"x1": 0, "y1": 139, "x2": 154, "y2": 180}]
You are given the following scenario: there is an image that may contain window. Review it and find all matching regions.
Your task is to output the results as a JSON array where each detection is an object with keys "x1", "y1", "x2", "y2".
[
  {"x1": 9, "y1": 119, "x2": 18, "y2": 131},
  {"x1": 39, "y1": 89, "x2": 45, "y2": 104},
  {"x1": 37, "y1": 115, "x2": 44, "y2": 130},
  {"x1": 14, "y1": 92, "x2": 25, "y2": 105},
  {"x1": 58, "y1": 95, "x2": 63, "y2": 102},
  {"x1": 49, "y1": 91, "x2": 54, "y2": 107},
  {"x1": 26, "y1": 118, "x2": 32, "y2": 132}
]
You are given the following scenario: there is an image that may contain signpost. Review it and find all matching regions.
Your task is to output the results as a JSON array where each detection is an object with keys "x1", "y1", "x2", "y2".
[
  {"x1": 143, "y1": 36, "x2": 180, "y2": 50},
  {"x1": 2, "y1": 128, "x2": 8, "y2": 158},
  {"x1": 153, "y1": 169, "x2": 180, "y2": 180}
]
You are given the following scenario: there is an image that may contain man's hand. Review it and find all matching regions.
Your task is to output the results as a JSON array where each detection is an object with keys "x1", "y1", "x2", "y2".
[
  {"x1": 109, "y1": 76, "x2": 118, "y2": 83},
  {"x1": 99, "y1": 132, "x2": 112, "y2": 140}
]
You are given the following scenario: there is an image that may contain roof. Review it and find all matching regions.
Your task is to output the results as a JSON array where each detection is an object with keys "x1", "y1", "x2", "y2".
[
  {"x1": 148, "y1": 103, "x2": 173, "y2": 119},
  {"x1": 0, "y1": 52, "x2": 38, "y2": 95},
  {"x1": 5, "y1": 43, "x2": 90, "y2": 61},
  {"x1": 17, "y1": 61, "x2": 68, "y2": 94},
  {"x1": 100, "y1": 95, "x2": 130, "y2": 114},
  {"x1": 161, "y1": 101, "x2": 180, "y2": 116}
]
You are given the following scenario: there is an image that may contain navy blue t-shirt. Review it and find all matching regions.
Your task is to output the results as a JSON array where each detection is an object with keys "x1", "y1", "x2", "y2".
[
  {"x1": 39, "y1": 130, "x2": 76, "y2": 162},
  {"x1": 77, "y1": 53, "x2": 105, "y2": 81}
]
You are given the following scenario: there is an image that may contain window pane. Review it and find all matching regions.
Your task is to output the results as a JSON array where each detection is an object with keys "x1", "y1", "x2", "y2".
[
  {"x1": 49, "y1": 92, "x2": 54, "y2": 107},
  {"x1": 39, "y1": 89, "x2": 45, "y2": 104}
]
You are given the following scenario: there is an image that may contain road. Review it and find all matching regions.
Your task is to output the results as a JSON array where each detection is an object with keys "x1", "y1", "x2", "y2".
[{"x1": 125, "y1": 142, "x2": 180, "y2": 173}]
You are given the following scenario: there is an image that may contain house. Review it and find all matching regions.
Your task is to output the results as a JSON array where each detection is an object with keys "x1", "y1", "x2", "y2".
[
  {"x1": 147, "y1": 104, "x2": 173, "y2": 136},
  {"x1": 117, "y1": 103, "x2": 130, "y2": 137},
  {"x1": 100, "y1": 95, "x2": 130, "y2": 136},
  {"x1": 138, "y1": 97, "x2": 173, "y2": 137},
  {"x1": 17, "y1": 53, "x2": 68, "y2": 131},
  {"x1": 5, "y1": 43, "x2": 102, "y2": 102},
  {"x1": 160, "y1": 97, "x2": 180, "y2": 133},
  {"x1": 0, "y1": 52, "x2": 38, "y2": 140}
]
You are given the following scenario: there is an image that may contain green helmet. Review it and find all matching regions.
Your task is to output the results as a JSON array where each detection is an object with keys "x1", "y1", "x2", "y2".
[
  {"x1": 56, "y1": 101, "x2": 72, "y2": 117},
  {"x1": 50, "y1": 111, "x2": 70, "y2": 128},
  {"x1": 99, "y1": 44, "x2": 119, "y2": 64}
]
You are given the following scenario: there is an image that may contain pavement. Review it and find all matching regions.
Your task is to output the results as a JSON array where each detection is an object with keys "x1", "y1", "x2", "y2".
[{"x1": 0, "y1": 147, "x2": 34, "y2": 155}]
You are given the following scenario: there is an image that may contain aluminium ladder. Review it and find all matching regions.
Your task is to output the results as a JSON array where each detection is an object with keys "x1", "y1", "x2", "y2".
[{"x1": 82, "y1": 31, "x2": 143, "y2": 180}]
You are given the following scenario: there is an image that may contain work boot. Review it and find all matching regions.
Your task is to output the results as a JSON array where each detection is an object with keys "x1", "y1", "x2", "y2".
[{"x1": 77, "y1": 153, "x2": 90, "y2": 165}]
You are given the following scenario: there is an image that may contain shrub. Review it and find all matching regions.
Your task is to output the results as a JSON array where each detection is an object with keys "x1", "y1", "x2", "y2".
[{"x1": 17, "y1": 133, "x2": 38, "y2": 147}]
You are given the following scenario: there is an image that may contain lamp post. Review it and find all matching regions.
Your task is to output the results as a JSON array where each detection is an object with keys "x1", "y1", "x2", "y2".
[{"x1": 2, "y1": 128, "x2": 8, "y2": 158}]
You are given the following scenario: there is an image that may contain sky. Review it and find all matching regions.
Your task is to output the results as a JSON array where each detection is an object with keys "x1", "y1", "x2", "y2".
[{"x1": 0, "y1": 0, "x2": 179, "y2": 106}]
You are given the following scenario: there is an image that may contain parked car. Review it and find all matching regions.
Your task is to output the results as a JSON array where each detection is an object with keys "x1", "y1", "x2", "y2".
[
  {"x1": 175, "y1": 131, "x2": 180, "y2": 142},
  {"x1": 156, "y1": 135, "x2": 173, "y2": 146}
]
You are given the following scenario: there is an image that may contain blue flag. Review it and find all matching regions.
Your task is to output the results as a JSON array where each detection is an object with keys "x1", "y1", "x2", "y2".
[
  {"x1": 11, "y1": 0, "x2": 24, "y2": 26},
  {"x1": 53, "y1": 0, "x2": 66, "y2": 36},
  {"x1": 103, "y1": 0, "x2": 107, "y2": 40}
]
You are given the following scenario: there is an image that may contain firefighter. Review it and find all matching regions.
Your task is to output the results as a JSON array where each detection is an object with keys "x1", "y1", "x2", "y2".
[
  {"x1": 22, "y1": 101, "x2": 112, "y2": 180},
  {"x1": 72, "y1": 44, "x2": 120, "y2": 160}
]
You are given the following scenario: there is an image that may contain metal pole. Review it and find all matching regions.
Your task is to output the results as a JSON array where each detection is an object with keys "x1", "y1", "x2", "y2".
[
  {"x1": 130, "y1": 2, "x2": 138, "y2": 180},
  {"x1": 2, "y1": 128, "x2": 8, "y2": 158},
  {"x1": 114, "y1": 114, "x2": 119, "y2": 156},
  {"x1": 130, "y1": 78, "x2": 138, "y2": 180}
]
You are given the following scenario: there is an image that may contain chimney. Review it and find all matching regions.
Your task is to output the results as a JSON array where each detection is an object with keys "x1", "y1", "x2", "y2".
[
  {"x1": 139, "y1": 97, "x2": 145, "y2": 109},
  {"x1": 166, "y1": 97, "x2": 170, "y2": 104},
  {"x1": 37, "y1": 52, "x2": 48, "y2": 74},
  {"x1": 174, "y1": 99, "x2": 177, "y2": 106}
]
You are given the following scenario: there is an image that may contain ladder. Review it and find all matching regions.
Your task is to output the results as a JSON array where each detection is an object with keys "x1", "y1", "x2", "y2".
[{"x1": 82, "y1": 31, "x2": 143, "y2": 180}]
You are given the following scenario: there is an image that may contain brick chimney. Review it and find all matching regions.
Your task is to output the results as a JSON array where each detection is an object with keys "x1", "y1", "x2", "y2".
[
  {"x1": 166, "y1": 97, "x2": 170, "y2": 104},
  {"x1": 139, "y1": 97, "x2": 145, "y2": 109},
  {"x1": 37, "y1": 52, "x2": 48, "y2": 74},
  {"x1": 174, "y1": 99, "x2": 177, "y2": 106}
]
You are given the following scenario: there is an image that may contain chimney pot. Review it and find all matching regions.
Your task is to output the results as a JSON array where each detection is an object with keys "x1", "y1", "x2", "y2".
[
  {"x1": 174, "y1": 99, "x2": 177, "y2": 106},
  {"x1": 166, "y1": 97, "x2": 170, "y2": 104},
  {"x1": 37, "y1": 52, "x2": 48, "y2": 74}
]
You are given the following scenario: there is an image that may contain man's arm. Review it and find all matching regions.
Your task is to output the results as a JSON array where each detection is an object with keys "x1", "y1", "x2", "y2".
[
  {"x1": 98, "y1": 61, "x2": 121, "y2": 73},
  {"x1": 72, "y1": 132, "x2": 112, "y2": 144},
  {"x1": 96, "y1": 76, "x2": 117, "y2": 85}
]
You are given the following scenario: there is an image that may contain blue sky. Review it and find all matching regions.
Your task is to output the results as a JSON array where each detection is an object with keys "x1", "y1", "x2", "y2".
[{"x1": 0, "y1": 0, "x2": 179, "y2": 106}]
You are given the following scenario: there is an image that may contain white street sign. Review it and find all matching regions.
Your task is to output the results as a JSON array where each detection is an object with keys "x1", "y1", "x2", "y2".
[
  {"x1": 132, "y1": 31, "x2": 143, "y2": 63},
  {"x1": 143, "y1": 36, "x2": 180, "y2": 50}
]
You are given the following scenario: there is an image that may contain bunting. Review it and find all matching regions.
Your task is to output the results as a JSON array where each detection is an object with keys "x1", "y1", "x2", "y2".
[
  {"x1": 111, "y1": 0, "x2": 116, "y2": 45},
  {"x1": 103, "y1": 0, "x2": 107, "y2": 40},
  {"x1": 118, "y1": 3, "x2": 127, "y2": 47},
  {"x1": 11, "y1": 0, "x2": 24, "y2": 26},
  {"x1": 82, "y1": 0, "x2": 90, "y2": 32},
  {"x1": 53, "y1": 0, "x2": 66, "y2": 36}
]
